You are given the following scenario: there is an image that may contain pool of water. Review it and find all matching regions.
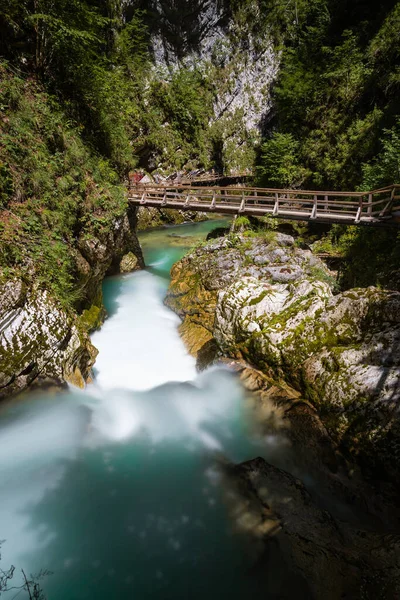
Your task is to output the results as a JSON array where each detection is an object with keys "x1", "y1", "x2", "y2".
[{"x1": 0, "y1": 219, "x2": 302, "y2": 599}]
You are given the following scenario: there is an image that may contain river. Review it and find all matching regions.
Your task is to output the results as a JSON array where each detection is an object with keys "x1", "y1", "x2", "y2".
[{"x1": 0, "y1": 220, "x2": 303, "y2": 599}]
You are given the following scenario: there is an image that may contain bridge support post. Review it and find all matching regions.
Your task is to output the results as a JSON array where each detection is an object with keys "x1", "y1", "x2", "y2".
[
  {"x1": 239, "y1": 192, "x2": 246, "y2": 213},
  {"x1": 355, "y1": 196, "x2": 363, "y2": 223},
  {"x1": 210, "y1": 191, "x2": 216, "y2": 210},
  {"x1": 273, "y1": 193, "x2": 279, "y2": 215},
  {"x1": 368, "y1": 193, "x2": 372, "y2": 217},
  {"x1": 310, "y1": 195, "x2": 317, "y2": 219},
  {"x1": 379, "y1": 186, "x2": 395, "y2": 218}
]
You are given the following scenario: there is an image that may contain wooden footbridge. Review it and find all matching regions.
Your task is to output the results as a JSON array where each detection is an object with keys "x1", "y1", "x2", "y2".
[{"x1": 129, "y1": 183, "x2": 400, "y2": 227}]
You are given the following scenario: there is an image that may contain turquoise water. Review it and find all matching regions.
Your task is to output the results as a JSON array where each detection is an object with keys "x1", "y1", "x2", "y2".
[{"x1": 0, "y1": 219, "x2": 302, "y2": 599}]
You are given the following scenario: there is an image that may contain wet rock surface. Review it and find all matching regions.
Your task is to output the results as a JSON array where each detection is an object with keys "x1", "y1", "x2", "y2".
[
  {"x1": 0, "y1": 207, "x2": 144, "y2": 399},
  {"x1": 221, "y1": 456, "x2": 400, "y2": 599},
  {"x1": 0, "y1": 282, "x2": 97, "y2": 398},
  {"x1": 76, "y1": 207, "x2": 144, "y2": 308},
  {"x1": 166, "y1": 233, "x2": 400, "y2": 484}
]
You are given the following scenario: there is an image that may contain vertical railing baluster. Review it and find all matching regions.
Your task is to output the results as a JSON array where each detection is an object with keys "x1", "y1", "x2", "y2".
[
  {"x1": 355, "y1": 195, "x2": 363, "y2": 223},
  {"x1": 273, "y1": 193, "x2": 279, "y2": 215},
  {"x1": 239, "y1": 191, "x2": 246, "y2": 213},
  {"x1": 310, "y1": 195, "x2": 317, "y2": 219}
]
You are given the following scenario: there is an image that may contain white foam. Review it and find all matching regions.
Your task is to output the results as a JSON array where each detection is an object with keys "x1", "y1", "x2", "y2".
[
  {"x1": 0, "y1": 266, "x2": 247, "y2": 572},
  {"x1": 91, "y1": 271, "x2": 196, "y2": 392}
]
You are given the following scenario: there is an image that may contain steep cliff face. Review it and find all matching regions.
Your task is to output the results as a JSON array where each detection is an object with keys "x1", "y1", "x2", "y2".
[
  {"x1": 0, "y1": 281, "x2": 97, "y2": 398},
  {"x1": 143, "y1": 0, "x2": 279, "y2": 169},
  {"x1": 75, "y1": 205, "x2": 144, "y2": 319}
]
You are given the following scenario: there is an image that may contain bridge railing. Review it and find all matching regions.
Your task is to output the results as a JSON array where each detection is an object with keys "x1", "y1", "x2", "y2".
[
  {"x1": 129, "y1": 183, "x2": 400, "y2": 224},
  {"x1": 165, "y1": 171, "x2": 253, "y2": 185}
]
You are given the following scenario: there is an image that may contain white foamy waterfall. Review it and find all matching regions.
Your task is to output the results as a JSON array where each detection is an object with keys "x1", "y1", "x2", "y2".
[{"x1": 90, "y1": 271, "x2": 196, "y2": 392}]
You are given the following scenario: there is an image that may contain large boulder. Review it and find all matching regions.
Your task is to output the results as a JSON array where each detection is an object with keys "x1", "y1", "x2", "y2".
[
  {"x1": 0, "y1": 280, "x2": 97, "y2": 398},
  {"x1": 166, "y1": 232, "x2": 332, "y2": 365},
  {"x1": 166, "y1": 232, "x2": 400, "y2": 482}
]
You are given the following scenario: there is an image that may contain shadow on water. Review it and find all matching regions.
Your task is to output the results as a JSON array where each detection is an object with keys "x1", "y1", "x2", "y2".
[
  {"x1": 18, "y1": 436, "x2": 309, "y2": 600},
  {"x1": 101, "y1": 275, "x2": 125, "y2": 320}
]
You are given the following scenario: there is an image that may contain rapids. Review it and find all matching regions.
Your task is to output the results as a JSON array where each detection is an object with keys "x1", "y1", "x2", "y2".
[{"x1": 0, "y1": 219, "x2": 296, "y2": 599}]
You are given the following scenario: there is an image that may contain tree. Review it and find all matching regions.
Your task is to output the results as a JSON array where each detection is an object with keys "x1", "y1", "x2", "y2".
[
  {"x1": 256, "y1": 132, "x2": 309, "y2": 187},
  {"x1": 361, "y1": 119, "x2": 400, "y2": 190}
]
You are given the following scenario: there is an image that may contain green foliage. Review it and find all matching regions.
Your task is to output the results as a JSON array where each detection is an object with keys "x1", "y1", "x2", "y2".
[
  {"x1": 308, "y1": 264, "x2": 339, "y2": 291},
  {"x1": 0, "y1": 61, "x2": 127, "y2": 308},
  {"x1": 233, "y1": 216, "x2": 251, "y2": 231},
  {"x1": 142, "y1": 68, "x2": 215, "y2": 170},
  {"x1": 311, "y1": 224, "x2": 400, "y2": 290},
  {"x1": 257, "y1": 132, "x2": 309, "y2": 187},
  {"x1": 259, "y1": 215, "x2": 278, "y2": 230},
  {"x1": 260, "y1": 0, "x2": 400, "y2": 190},
  {"x1": 338, "y1": 226, "x2": 400, "y2": 290},
  {"x1": 254, "y1": 0, "x2": 400, "y2": 291},
  {"x1": 0, "y1": 0, "x2": 219, "y2": 174},
  {"x1": 361, "y1": 119, "x2": 400, "y2": 190}
]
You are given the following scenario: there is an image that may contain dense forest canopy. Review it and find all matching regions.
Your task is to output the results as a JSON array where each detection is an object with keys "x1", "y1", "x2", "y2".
[
  {"x1": 257, "y1": 0, "x2": 400, "y2": 191},
  {"x1": 1, "y1": 0, "x2": 399, "y2": 186}
]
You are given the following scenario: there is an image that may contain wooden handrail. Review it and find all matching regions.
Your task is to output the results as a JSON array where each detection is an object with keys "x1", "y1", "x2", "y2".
[
  {"x1": 134, "y1": 183, "x2": 367, "y2": 197},
  {"x1": 128, "y1": 183, "x2": 400, "y2": 227}
]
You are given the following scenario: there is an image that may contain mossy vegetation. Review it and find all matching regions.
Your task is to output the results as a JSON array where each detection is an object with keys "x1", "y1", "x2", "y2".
[{"x1": 0, "y1": 62, "x2": 130, "y2": 309}]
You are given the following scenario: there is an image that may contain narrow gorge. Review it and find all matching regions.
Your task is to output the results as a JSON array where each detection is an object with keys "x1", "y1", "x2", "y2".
[{"x1": 1, "y1": 0, "x2": 400, "y2": 598}]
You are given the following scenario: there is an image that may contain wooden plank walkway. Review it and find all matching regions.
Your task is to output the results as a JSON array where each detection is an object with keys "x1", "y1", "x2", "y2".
[{"x1": 128, "y1": 183, "x2": 400, "y2": 227}]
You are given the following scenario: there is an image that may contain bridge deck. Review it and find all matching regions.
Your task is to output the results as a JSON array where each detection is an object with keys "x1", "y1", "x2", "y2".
[{"x1": 128, "y1": 184, "x2": 400, "y2": 227}]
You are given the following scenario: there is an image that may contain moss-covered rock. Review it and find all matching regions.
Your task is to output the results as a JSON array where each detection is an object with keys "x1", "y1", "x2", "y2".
[
  {"x1": 0, "y1": 280, "x2": 97, "y2": 398},
  {"x1": 166, "y1": 232, "x2": 400, "y2": 483},
  {"x1": 165, "y1": 232, "x2": 330, "y2": 364},
  {"x1": 119, "y1": 252, "x2": 139, "y2": 273},
  {"x1": 0, "y1": 206, "x2": 144, "y2": 399}
]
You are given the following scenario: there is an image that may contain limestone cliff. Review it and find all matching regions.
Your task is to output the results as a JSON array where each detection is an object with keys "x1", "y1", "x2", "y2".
[
  {"x1": 142, "y1": 0, "x2": 279, "y2": 170},
  {"x1": 0, "y1": 280, "x2": 97, "y2": 398}
]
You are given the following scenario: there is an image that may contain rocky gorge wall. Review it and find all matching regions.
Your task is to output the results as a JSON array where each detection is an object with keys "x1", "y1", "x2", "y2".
[
  {"x1": 165, "y1": 231, "x2": 400, "y2": 485},
  {"x1": 165, "y1": 228, "x2": 400, "y2": 595},
  {"x1": 0, "y1": 207, "x2": 144, "y2": 399},
  {"x1": 141, "y1": 0, "x2": 279, "y2": 170},
  {"x1": 136, "y1": 206, "x2": 208, "y2": 231},
  {"x1": 149, "y1": 0, "x2": 278, "y2": 126}
]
